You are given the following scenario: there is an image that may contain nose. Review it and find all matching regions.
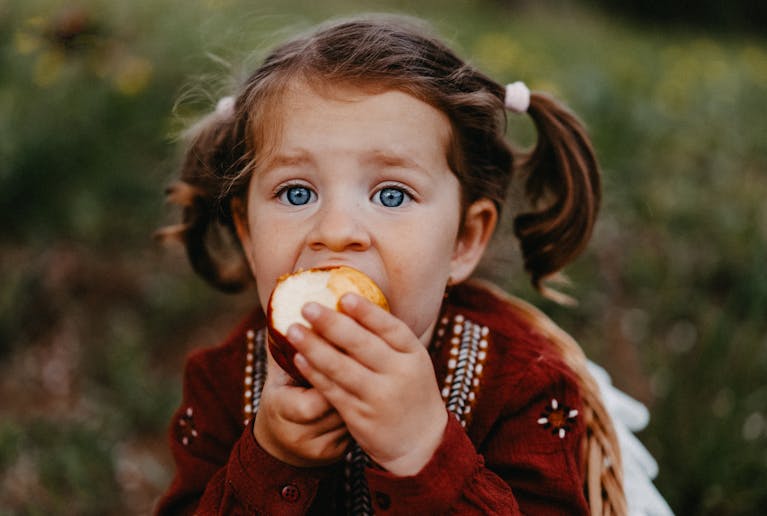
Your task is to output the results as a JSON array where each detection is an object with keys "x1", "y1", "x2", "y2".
[{"x1": 307, "y1": 198, "x2": 371, "y2": 252}]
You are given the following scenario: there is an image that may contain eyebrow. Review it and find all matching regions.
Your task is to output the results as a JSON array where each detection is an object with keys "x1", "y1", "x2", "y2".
[
  {"x1": 266, "y1": 149, "x2": 429, "y2": 173},
  {"x1": 361, "y1": 150, "x2": 429, "y2": 174},
  {"x1": 269, "y1": 152, "x2": 313, "y2": 168}
]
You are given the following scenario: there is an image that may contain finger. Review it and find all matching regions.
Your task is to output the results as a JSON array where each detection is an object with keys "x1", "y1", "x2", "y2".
[
  {"x1": 301, "y1": 302, "x2": 388, "y2": 369},
  {"x1": 294, "y1": 354, "x2": 365, "y2": 418},
  {"x1": 307, "y1": 426, "x2": 352, "y2": 465},
  {"x1": 289, "y1": 324, "x2": 370, "y2": 397},
  {"x1": 317, "y1": 411, "x2": 347, "y2": 435},
  {"x1": 264, "y1": 349, "x2": 338, "y2": 423},
  {"x1": 338, "y1": 293, "x2": 420, "y2": 353},
  {"x1": 297, "y1": 407, "x2": 347, "y2": 435},
  {"x1": 278, "y1": 391, "x2": 339, "y2": 425}
]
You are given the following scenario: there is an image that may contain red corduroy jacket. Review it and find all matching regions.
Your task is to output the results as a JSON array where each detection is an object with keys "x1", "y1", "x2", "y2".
[{"x1": 155, "y1": 281, "x2": 588, "y2": 515}]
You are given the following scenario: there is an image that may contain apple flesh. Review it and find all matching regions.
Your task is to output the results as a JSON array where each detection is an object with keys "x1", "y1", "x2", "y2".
[{"x1": 266, "y1": 266, "x2": 389, "y2": 385}]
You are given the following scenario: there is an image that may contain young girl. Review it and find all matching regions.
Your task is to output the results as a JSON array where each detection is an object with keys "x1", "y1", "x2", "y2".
[{"x1": 155, "y1": 15, "x2": 660, "y2": 515}]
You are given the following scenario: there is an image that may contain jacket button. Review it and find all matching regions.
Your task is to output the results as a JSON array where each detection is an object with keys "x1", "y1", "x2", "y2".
[
  {"x1": 374, "y1": 491, "x2": 391, "y2": 510},
  {"x1": 281, "y1": 484, "x2": 300, "y2": 503}
]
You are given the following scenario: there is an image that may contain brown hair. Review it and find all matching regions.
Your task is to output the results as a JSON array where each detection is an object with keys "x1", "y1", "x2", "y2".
[{"x1": 159, "y1": 14, "x2": 600, "y2": 297}]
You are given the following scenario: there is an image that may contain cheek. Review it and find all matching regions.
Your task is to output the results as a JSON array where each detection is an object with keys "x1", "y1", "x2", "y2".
[
  {"x1": 391, "y1": 279, "x2": 448, "y2": 341},
  {"x1": 384, "y1": 249, "x2": 453, "y2": 336},
  {"x1": 245, "y1": 218, "x2": 289, "y2": 307}
]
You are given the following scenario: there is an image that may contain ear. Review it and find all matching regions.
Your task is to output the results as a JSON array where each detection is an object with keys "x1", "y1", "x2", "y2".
[
  {"x1": 449, "y1": 198, "x2": 498, "y2": 283},
  {"x1": 230, "y1": 197, "x2": 258, "y2": 275}
]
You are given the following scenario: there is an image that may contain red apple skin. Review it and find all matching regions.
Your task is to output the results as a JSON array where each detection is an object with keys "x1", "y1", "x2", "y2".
[
  {"x1": 265, "y1": 266, "x2": 388, "y2": 386},
  {"x1": 266, "y1": 327, "x2": 308, "y2": 386}
]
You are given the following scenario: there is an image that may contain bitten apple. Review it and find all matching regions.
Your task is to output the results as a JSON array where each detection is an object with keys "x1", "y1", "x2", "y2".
[{"x1": 266, "y1": 266, "x2": 389, "y2": 384}]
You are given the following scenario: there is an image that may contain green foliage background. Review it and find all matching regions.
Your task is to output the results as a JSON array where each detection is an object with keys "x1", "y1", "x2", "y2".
[{"x1": 1, "y1": 0, "x2": 765, "y2": 514}]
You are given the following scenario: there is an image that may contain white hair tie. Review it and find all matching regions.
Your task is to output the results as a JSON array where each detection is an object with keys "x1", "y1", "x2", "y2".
[
  {"x1": 504, "y1": 81, "x2": 530, "y2": 113},
  {"x1": 215, "y1": 95, "x2": 235, "y2": 117}
]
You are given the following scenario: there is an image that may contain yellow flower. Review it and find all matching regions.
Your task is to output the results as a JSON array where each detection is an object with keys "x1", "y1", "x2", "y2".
[{"x1": 112, "y1": 55, "x2": 153, "y2": 96}]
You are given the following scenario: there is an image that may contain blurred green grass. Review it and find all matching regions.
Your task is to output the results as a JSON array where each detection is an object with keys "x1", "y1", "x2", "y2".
[{"x1": 1, "y1": 0, "x2": 765, "y2": 514}]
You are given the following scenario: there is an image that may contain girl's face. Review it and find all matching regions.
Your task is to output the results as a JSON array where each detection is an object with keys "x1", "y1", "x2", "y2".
[{"x1": 235, "y1": 82, "x2": 496, "y2": 346}]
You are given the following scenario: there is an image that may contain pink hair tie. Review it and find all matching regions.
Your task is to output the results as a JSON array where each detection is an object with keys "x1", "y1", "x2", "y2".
[{"x1": 504, "y1": 81, "x2": 530, "y2": 113}]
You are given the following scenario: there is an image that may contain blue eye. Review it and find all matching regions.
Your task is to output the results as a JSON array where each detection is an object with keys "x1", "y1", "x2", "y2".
[
  {"x1": 279, "y1": 185, "x2": 315, "y2": 206},
  {"x1": 375, "y1": 187, "x2": 410, "y2": 208}
]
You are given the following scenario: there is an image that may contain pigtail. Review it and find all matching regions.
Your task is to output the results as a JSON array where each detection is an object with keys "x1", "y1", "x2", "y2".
[
  {"x1": 155, "y1": 99, "x2": 253, "y2": 293},
  {"x1": 513, "y1": 92, "x2": 601, "y2": 302}
]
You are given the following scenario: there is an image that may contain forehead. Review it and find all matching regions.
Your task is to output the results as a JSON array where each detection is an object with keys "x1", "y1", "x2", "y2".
[{"x1": 253, "y1": 80, "x2": 452, "y2": 166}]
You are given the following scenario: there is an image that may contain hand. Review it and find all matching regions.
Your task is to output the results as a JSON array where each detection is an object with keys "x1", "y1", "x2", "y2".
[
  {"x1": 253, "y1": 350, "x2": 351, "y2": 467},
  {"x1": 288, "y1": 293, "x2": 448, "y2": 476}
]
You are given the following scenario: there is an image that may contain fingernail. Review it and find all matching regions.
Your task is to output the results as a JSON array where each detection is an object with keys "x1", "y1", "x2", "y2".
[
  {"x1": 294, "y1": 353, "x2": 308, "y2": 369},
  {"x1": 339, "y1": 293, "x2": 358, "y2": 310},
  {"x1": 302, "y1": 302, "x2": 321, "y2": 320},
  {"x1": 287, "y1": 324, "x2": 304, "y2": 342}
]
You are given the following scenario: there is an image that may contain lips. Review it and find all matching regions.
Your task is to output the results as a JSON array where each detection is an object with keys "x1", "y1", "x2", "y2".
[{"x1": 266, "y1": 265, "x2": 389, "y2": 384}]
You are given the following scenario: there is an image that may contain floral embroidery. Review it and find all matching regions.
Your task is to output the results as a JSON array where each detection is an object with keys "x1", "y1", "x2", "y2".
[
  {"x1": 537, "y1": 398, "x2": 578, "y2": 438},
  {"x1": 177, "y1": 406, "x2": 198, "y2": 446}
]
